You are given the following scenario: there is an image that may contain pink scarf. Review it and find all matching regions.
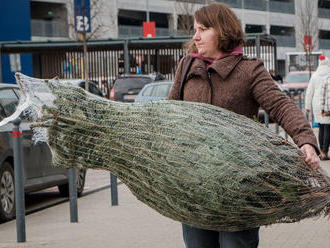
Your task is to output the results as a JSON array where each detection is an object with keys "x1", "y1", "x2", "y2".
[{"x1": 190, "y1": 46, "x2": 243, "y2": 66}]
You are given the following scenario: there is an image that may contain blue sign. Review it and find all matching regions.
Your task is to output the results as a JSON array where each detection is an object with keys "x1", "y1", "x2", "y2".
[{"x1": 74, "y1": 0, "x2": 91, "y2": 33}]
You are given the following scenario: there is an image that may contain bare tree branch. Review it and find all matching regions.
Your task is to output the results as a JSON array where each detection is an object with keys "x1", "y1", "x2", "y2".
[
  {"x1": 296, "y1": 0, "x2": 319, "y2": 50},
  {"x1": 296, "y1": 0, "x2": 319, "y2": 77},
  {"x1": 174, "y1": 0, "x2": 213, "y2": 35}
]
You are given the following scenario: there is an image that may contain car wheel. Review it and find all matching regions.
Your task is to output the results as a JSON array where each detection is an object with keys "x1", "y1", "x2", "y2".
[
  {"x1": 0, "y1": 162, "x2": 15, "y2": 222},
  {"x1": 58, "y1": 167, "x2": 86, "y2": 197}
]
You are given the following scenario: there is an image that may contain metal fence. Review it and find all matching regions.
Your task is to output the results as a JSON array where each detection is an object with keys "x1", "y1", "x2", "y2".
[{"x1": 0, "y1": 34, "x2": 276, "y2": 95}]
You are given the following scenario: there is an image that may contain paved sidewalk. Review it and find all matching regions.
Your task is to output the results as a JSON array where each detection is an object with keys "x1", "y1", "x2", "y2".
[{"x1": 0, "y1": 185, "x2": 183, "y2": 248}]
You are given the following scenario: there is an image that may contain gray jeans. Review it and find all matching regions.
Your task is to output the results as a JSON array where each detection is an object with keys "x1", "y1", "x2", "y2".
[{"x1": 182, "y1": 224, "x2": 260, "y2": 248}]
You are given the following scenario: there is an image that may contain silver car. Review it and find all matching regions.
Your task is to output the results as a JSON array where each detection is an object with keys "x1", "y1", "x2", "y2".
[{"x1": 135, "y1": 81, "x2": 173, "y2": 102}]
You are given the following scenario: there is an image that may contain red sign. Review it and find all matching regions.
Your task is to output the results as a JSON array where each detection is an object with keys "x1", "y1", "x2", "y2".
[
  {"x1": 143, "y1": 22, "x2": 156, "y2": 37},
  {"x1": 304, "y1": 35, "x2": 313, "y2": 52},
  {"x1": 12, "y1": 131, "x2": 22, "y2": 137},
  {"x1": 304, "y1": 35, "x2": 312, "y2": 45}
]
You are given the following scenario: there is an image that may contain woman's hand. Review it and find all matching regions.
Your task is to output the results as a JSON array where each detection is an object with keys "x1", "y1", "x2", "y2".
[{"x1": 300, "y1": 144, "x2": 319, "y2": 169}]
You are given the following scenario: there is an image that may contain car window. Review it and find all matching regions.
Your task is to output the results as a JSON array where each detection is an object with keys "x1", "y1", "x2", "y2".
[
  {"x1": 284, "y1": 73, "x2": 310, "y2": 83},
  {"x1": 141, "y1": 85, "x2": 154, "y2": 96},
  {"x1": 13, "y1": 88, "x2": 22, "y2": 98},
  {"x1": 78, "y1": 81, "x2": 103, "y2": 97},
  {"x1": 0, "y1": 88, "x2": 19, "y2": 119},
  {"x1": 153, "y1": 84, "x2": 171, "y2": 97},
  {"x1": 114, "y1": 77, "x2": 153, "y2": 90},
  {"x1": 89, "y1": 83, "x2": 103, "y2": 96}
]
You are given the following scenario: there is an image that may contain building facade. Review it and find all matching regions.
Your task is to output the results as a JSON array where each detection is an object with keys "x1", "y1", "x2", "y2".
[{"x1": 1, "y1": 0, "x2": 330, "y2": 81}]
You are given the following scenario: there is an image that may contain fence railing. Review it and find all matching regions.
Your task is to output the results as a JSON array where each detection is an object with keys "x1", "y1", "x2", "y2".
[
  {"x1": 271, "y1": 35, "x2": 296, "y2": 47},
  {"x1": 118, "y1": 25, "x2": 172, "y2": 38},
  {"x1": 0, "y1": 35, "x2": 276, "y2": 96},
  {"x1": 244, "y1": 0, "x2": 267, "y2": 11},
  {"x1": 31, "y1": 19, "x2": 68, "y2": 38},
  {"x1": 216, "y1": 0, "x2": 242, "y2": 8},
  {"x1": 319, "y1": 39, "x2": 330, "y2": 49},
  {"x1": 269, "y1": 1, "x2": 295, "y2": 14},
  {"x1": 318, "y1": 8, "x2": 330, "y2": 19}
]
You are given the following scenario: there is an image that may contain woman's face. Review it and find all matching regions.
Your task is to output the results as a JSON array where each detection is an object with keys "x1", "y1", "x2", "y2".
[{"x1": 193, "y1": 20, "x2": 222, "y2": 59}]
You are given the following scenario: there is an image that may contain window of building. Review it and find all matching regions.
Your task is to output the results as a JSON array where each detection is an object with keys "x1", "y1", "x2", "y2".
[
  {"x1": 30, "y1": 1, "x2": 68, "y2": 37},
  {"x1": 245, "y1": 25, "x2": 264, "y2": 34},
  {"x1": 270, "y1": 25, "x2": 295, "y2": 47},
  {"x1": 118, "y1": 9, "x2": 168, "y2": 28},
  {"x1": 319, "y1": 30, "x2": 330, "y2": 39},
  {"x1": 318, "y1": 0, "x2": 330, "y2": 8},
  {"x1": 318, "y1": 0, "x2": 330, "y2": 18},
  {"x1": 270, "y1": 25, "x2": 294, "y2": 36},
  {"x1": 319, "y1": 30, "x2": 330, "y2": 49},
  {"x1": 118, "y1": 9, "x2": 169, "y2": 37},
  {"x1": 269, "y1": 0, "x2": 295, "y2": 14},
  {"x1": 270, "y1": 0, "x2": 293, "y2": 2}
]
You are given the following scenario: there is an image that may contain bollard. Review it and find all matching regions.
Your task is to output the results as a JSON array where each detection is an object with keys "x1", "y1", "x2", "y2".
[
  {"x1": 68, "y1": 168, "x2": 78, "y2": 223},
  {"x1": 275, "y1": 123, "x2": 279, "y2": 134},
  {"x1": 298, "y1": 93, "x2": 303, "y2": 110},
  {"x1": 264, "y1": 113, "x2": 269, "y2": 128},
  {"x1": 110, "y1": 173, "x2": 118, "y2": 206},
  {"x1": 12, "y1": 118, "x2": 26, "y2": 242}
]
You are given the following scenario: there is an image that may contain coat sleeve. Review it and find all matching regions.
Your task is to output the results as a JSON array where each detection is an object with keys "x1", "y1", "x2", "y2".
[
  {"x1": 305, "y1": 75, "x2": 316, "y2": 111},
  {"x1": 250, "y1": 59, "x2": 319, "y2": 152},
  {"x1": 320, "y1": 82, "x2": 326, "y2": 113},
  {"x1": 168, "y1": 57, "x2": 186, "y2": 100}
]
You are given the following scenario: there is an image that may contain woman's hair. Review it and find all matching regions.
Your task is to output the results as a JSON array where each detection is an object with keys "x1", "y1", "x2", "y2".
[{"x1": 186, "y1": 3, "x2": 246, "y2": 54}]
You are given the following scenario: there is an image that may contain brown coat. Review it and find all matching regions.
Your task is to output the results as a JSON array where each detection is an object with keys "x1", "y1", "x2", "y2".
[{"x1": 168, "y1": 55, "x2": 318, "y2": 150}]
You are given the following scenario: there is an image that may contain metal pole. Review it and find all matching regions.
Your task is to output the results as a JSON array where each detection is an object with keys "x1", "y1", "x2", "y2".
[
  {"x1": 273, "y1": 36, "x2": 278, "y2": 76},
  {"x1": 81, "y1": 0, "x2": 89, "y2": 91},
  {"x1": 124, "y1": 40, "x2": 130, "y2": 74},
  {"x1": 146, "y1": 0, "x2": 150, "y2": 22},
  {"x1": 264, "y1": 113, "x2": 269, "y2": 128},
  {"x1": 155, "y1": 49, "x2": 159, "y2": 72},
  {"x1": 275, "y1": 123, "x2": 279, "y2": 134},
  {"x1": 256, "y1": 35, "x2": 261, "y2": 58},
  {"x1": 110, "y1": 173, "x2": 118, "y2": 206},
  {"x1": 266, "y1": 0, "x2": 270, "y2": 34},
  {"x1": 298, "y1": 93, "x2": 303, "y2": 110},
  {"x1": 12, "y1": 117, "x2": 26, "y2": 242},
  {"x1": 241, "y1": 0, "x2": 245, "y2": 32},
  {"x1": 146, "y1": 0, "x2": 151, "y2": 72},
  {"x1": 68, "y1": 168, "x2": 78, "y2": 223}
]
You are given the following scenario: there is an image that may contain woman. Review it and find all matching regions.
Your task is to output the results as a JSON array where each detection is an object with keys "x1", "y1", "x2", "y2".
[
  {"x1": 168, "y1": 3, "x2": 319, "y2": 248},
  {"x1": 305, "y1": 55, "x2": 330, "y2": 160}
]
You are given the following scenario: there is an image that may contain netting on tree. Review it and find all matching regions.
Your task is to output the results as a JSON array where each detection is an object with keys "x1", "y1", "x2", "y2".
[{"x1": 6, "y1": 72, "x2": 330, "y2": 231}]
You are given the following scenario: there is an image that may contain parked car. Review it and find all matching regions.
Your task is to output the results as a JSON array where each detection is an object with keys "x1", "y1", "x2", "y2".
[
  {"x1": 281, "y1": 71, "x2": 312, "y2": 96},
  {"x1": 63, "y1": 79, "x2": 103, "y2": 97},
  {"x1": 110, "y1": 73, "x2": 166, "y2": 102},
  {"x1": 135, "y1": 80, "x2": 273, "y2": 124},
  {"x1": 0, "y1": 79, "x2": 103, "y2": 223},
  {"x1": 135, "y1": 81, "x2": 173, "y2": 102}
]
